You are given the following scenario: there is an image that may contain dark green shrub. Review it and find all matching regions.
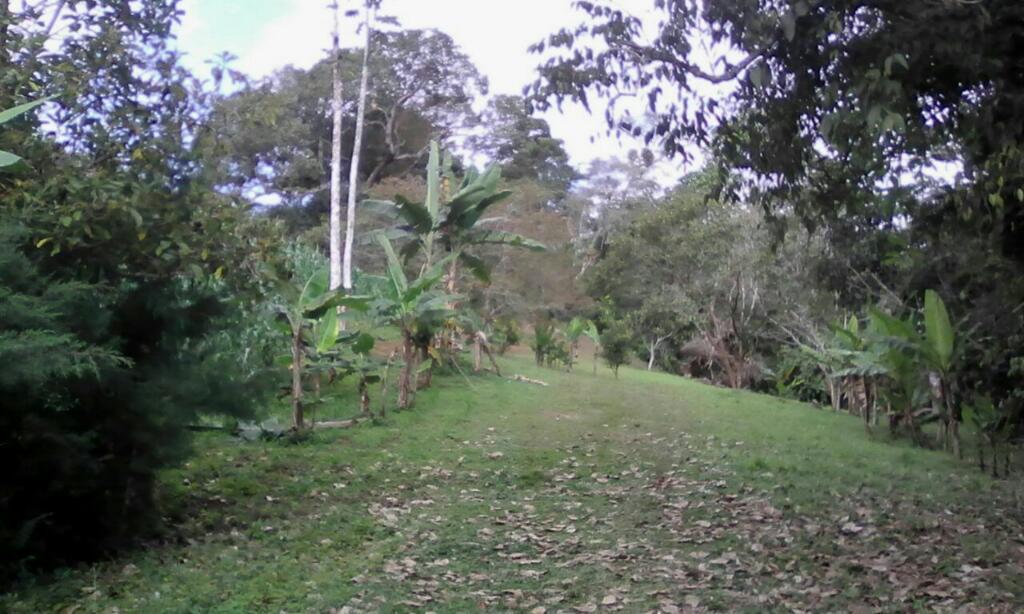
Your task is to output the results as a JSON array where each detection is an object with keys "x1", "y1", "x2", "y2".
[
  {"x1": 0, "y1": 223, "x2": 264, "y2": 581},
  {"x1": 601, "y1": 319, "x2": 634, "y2": 378}
]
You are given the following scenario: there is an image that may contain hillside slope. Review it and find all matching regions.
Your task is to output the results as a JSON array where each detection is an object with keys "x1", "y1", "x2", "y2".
[{"x1": 4, "y1": 353, "x2": 1022, "y2": 612}]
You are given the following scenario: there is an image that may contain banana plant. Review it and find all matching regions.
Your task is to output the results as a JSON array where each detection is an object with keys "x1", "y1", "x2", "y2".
[
  {"x1": 364, "y1": 140, "x2": 545, "y2": 290},
  {"x1": 309, "y1": 307, "x2": 381, "y2": 418},
  {"x1": 564, "y1": 317, "x2": 588, "y2": 371},
  {"x1": 367, "y1": 234, "x2": 457, "y2": 409},
  {"x1": 583, "y1": 319, "x2": 601, "y2": 374},
  {"x1": 266, "y1": 263, "x2": 368, "y2": 429},
  {"x1": 920, "y1": 289, "x2": 961, "y2": 455},
  {"x1": 0, "y1": 98, "x2": 49, "y2": 170}
]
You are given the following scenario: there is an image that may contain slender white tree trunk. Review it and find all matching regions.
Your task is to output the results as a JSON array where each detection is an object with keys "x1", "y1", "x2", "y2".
[
  {"x1": 343, "y1": 4, "x2": 372, "y2": 291},
  {"x1": 328, "y1": 2, "x2": 345, "y2": 291},
  {"x1": 647, "y1": 339, "x2": 657, "y2": 371}
]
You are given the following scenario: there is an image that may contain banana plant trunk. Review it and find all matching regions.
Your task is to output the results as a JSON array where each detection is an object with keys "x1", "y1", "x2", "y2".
[
  {"x1": 398, "y1": 330, "x2": 418, "y2": 409},
  {"x1": 417, "y1": 344, "x2": 433, "y2": 388}
]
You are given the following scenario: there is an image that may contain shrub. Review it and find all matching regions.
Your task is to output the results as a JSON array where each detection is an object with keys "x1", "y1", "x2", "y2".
[
  {"x1": 601, "y1": 319, "x2": 634, "y2": 378},
  {"x1": 0, "y1": 222, "x2": 263, "y2": 580}
]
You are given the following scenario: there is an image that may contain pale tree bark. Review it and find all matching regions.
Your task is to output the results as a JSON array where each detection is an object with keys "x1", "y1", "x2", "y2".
[
  {"x1": 328, "y1": 1, "x2": 345, "y2": 291},
  {"x1": 343, "y1": 3, "x2": 373, "y2": 291},
  {"x1": 291, "y1": 326, "x2": 304, "y2": 429},
  {"x1": 646, "y1": 334, "x2": 671, "y2": 371}
]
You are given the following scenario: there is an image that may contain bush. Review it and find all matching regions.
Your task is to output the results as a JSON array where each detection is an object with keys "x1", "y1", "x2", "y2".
[
  {"x1": 601, "y1": 320, "x2": 634, "y2": 378},
  {"x1": 0, "y1": 223, "x2": 264, "y2": 581},
  {"x1": 531, "y1": 319, "x2": 557, "y2": 366},
  {"x1": 492, "y1": 317, "x2": 521, "y2": 355}
]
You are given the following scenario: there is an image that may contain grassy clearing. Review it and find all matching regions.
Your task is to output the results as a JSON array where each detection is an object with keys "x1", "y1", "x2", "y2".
[{"x1": 3, "y1": 350, "x2": 1023, "y2": 612}]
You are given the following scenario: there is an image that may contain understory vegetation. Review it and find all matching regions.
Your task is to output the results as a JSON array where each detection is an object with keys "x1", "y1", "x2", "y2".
[{"x1": 2, "y1": 0, "x2": 1023, "y2": 610}]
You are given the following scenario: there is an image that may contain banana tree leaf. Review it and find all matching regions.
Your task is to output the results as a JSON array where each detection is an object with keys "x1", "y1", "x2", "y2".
[
  {"x1": 465, "y1": 229, "x2": 546, "y2": 251},
  {"x1": 399, "y1": 238, "x2": 422, "y2": 264},
  {"x1": 359, "y1": 226, "x2": 413, "y2": 245},
  {"x1": 0, "y1": 98, "x2": 49, "y2": 125},
  {"x1": 376, "y1": 234, "x2": 408, "y2": 295},
  {"x1": 361, "y1": 198, "x2": 399, "y2": 215},
  {"x1": 924, "y1": 289, "x2": 954, "y2": 371},
  {"x1": 298, "y1": 267, "x2": 330, "y2": 309},
  {"x1": 393, "y1": 195, "x2": 434, "y2": 234},
  {"x1": 439, "y1": 184, "x2": 487, "y2": 225},
  {"x1": 459, "y1": 190, "x2": 513, "y2": 229},
  {"x1": 304, "y1": 293, "x2": 371, "y2": 319},
  {"x1": 314, "y1": 308, "x2": 340, "y2": 353},
  {"x1": 458, "y1": 251, "x2": 491, "y2": 284},
  {"x1": 867, "y1": 306, "x2": 919, "y2": 342},
  {"x1": 0, "y1": 150, "x2": 23, "y2": 168}
]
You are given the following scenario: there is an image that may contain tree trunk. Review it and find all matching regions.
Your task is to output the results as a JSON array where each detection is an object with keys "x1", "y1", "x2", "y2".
[
  {"x1": 359, "y1": 377, "x2": 370, "y2": 417},
  {"x1": 291, "y1": 328, "x2": 304, "y2": 429},
  {"x1": 647, "y1": 338, "x2": 656, "y2": 371},
  {"x1": 398, "y1": 331, "x2": 418, "y2": 409},
  {"x1": 342, "y1": 5, "x2": 373, "y2": 292},
  {"x1": 473, "y1": 336, "x2": 482, "y2": 372},
  {"x1": 328, "y1": 2, "x2": 345, "y2": 291},
  {"x1": 380, "y1": 349, "x2": 395, "y2": 417},
  {"x1": 476, "y1": 331, "x2": 502, "y2": 376},
  {"x1": 417, "y1": 344, "x2": 433, "y2": 388}
]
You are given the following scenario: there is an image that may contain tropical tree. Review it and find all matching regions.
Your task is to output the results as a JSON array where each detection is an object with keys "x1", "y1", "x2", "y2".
[
  {"x1": 368, "y1": 235, "x2": 455, "y2": 408},
  {"x1": 564, "y1": 316, "x2": 587, "y2": 371},
  {"x1": 367, "y1": 140, "x2": 545, "y2": 291},
  {"x1": 266, "y1": 260, "x2": 367, "y2": 428},
  {"x1": 921, "y1": 290, "x2": 959, "y2": 456},
  {"x1": 342, "y1": 0, "x2": 381, "y2": 292}
]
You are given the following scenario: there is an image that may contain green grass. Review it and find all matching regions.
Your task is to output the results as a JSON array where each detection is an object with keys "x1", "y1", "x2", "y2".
[{"x1": 3, "y1": 351, "x2": 1022, "y2": 612}]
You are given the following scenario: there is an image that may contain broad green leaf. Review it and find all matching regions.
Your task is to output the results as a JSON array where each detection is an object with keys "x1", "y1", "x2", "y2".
[
  {"x1": 376, "y1": 234, "x2": 408, "y2": 294},
  {"x1": 0, "y1": 98, "x2": 49, "y2": 125},
  {"x1": 315, "y1": 308, "x2": 339, "y2": 353},
  {"x1": 924, "y1": 289, "x2": 954, "y2": 371},
  {"x1": 392, "y1": 195, "x2": 434, "y2": 233},
  {"x1": 458, "y1": 251, "x2": 491, "y2": 284},
  {"x1": 0, "y1": 150, "x2": 22, "y2": 168},
  {"x1": 466, "y1": 229, "x2": 546, "y2": 251},
  {"x1": 299, "y1": 266, "x2": 330, "y2": 308}
]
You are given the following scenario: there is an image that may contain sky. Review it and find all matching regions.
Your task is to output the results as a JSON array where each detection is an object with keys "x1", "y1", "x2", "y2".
[{"x1": 175, "y1": 0, "x2": 688, "y2": 183}]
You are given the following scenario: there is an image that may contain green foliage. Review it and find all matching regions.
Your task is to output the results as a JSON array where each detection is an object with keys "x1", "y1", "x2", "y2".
[
  {"x1": 366, "y1": 139, "x2": 544, "y2": 285},
  {"x1": 491, "y1": 317, "x2": 521, "y2": 355},
  {"x1": 530, "y1": 319, "x2": 557, "y2": 366},
  {"x1": 0, "y1": 99, "x2": 47, "y2": 169},
  {"x1": 0, "y1": 1, "x2": 277, "y2": 578},
  {"x1": 467, "y1": 94, "x2": 578, "y2": 195},
  {"x1": 923, "y1": 289, "x2": 955, "y2": 373},
  {"x1": 0, "y1": 220, "x2": 264, "y2": 579},
  {"x1": 600, "y1": 319, "x2": 634, "y2": 377}
]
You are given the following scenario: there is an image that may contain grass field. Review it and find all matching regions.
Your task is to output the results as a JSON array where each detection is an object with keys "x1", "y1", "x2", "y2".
[{"x1": 3, "y1": 349, "x2": 1023, "y2": 612}]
